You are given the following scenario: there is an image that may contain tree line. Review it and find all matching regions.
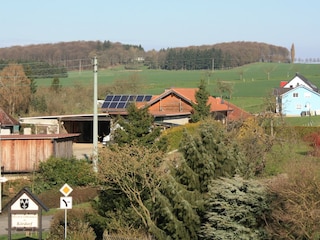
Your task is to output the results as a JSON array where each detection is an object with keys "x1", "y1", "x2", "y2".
[
  {"x1": 0, "y1": 40, "x2": 290, "y2": 70},
  {"x1": 0, "y1": 60, "x2": 67, "y2": 79}
]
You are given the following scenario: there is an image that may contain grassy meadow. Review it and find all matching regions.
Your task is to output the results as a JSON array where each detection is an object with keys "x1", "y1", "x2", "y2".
[{"x1": 36, "y1": 62, "x2": 320, "y2": 95}]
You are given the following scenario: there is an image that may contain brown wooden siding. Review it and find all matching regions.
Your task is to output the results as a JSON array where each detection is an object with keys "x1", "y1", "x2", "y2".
[
  {"x1": 0, "y1": 136, "x2": 76, "y2": 173},
  {"x1": 148, "y1": 95, "x2": 192, "y2": 113}
]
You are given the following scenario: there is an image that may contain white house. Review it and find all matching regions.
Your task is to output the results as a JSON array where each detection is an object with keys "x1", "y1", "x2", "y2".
[{"x1": 282, "y1": 73, "x2": 318, "y2": 92}]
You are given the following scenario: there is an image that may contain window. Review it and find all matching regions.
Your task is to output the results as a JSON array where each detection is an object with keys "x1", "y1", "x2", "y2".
[
  {"x1": 293, "y1": 93, "x2": 298, "y2": 97},
  {"x1": 296, "y1": 104, "x2": 302, "y2": 109}
]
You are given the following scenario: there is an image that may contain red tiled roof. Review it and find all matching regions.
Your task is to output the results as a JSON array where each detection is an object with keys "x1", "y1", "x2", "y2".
[
  {"x1": 0, "y1": 108, "x2": 19, "y2": 126},
  {"x1": 225, "y1": 101, "x2": 252, "y2": 121},
  {"x1": 171, "y1": 88, "x2": 230, "y2": 112}
]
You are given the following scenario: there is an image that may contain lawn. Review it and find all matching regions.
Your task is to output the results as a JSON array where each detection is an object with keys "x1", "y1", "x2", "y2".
[{"x1": 0, "y1": 232, "x2": 49, "y2": 240}]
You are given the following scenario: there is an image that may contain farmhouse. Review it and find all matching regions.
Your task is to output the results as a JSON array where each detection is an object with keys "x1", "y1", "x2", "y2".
[
  {"x1": 275, "y1": 73, "x2": 320, "y2": 116},
  {"x1": 101, "y1": 87, "x2": 251, "y2": 125}
]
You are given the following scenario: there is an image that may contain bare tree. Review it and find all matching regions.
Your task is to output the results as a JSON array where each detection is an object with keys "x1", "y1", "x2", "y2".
[
  {"x1": 0, "y1": 63, "x2": 31, "y2": 115},
  {"x1": 98, "y1": 143, "x2": 167, "y2": 239}
]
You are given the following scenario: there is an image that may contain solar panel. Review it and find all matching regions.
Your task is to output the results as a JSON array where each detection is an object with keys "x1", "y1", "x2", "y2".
[
  {"x1": 102, "y1": 94, "x2": 153, "y2": 109},
  {"x1": 113, "y1": 95, "x2": 121, "y2": 101},
  {"x1": 101, "y1": 101, "x2": 111, "y2": 108},
  {"x1": 105, "y1": 95, "x2": 113, "y2": 101},
  {"x1": 120, "y1": 95, "x2": 129, "y2": 101},
  {"x1": 144, "y1": 95, "x2": 152, "y2": 101},
  {"x1": 117, "y1": 102, "x2": 126, "y2": 108},
  {"x1": 129, "y1": 95, "x2": 136, "y2": 101},
  {"x1": 109, "y1": 102, "x2": 118, "y2": 108},
  {"x1": 136, "y1": 95, "x2": 144, "y2": 102}
]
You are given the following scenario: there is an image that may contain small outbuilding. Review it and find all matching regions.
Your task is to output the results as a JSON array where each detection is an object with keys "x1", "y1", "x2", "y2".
[{"x1": 0, "y1": 133, "x2": 80, "y2": 173}]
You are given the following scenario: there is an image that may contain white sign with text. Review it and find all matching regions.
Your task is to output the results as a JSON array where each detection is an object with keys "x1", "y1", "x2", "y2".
[{"x1": 12, "y1": 214, "x2": 38, "y2": 228}]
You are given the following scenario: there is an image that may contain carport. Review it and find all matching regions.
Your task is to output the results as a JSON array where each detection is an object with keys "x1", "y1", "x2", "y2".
[{"x1": 19, "y1": 114, "x2": 111, "y2": 143}]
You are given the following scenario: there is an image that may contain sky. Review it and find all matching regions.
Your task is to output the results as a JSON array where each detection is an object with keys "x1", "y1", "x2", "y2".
[{"x1": 1, "y1": 0, "x2": 320, "y2": 59}]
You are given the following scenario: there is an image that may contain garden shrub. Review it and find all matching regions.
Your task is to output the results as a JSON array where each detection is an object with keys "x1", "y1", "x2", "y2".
[
  {"x1": 48, "y1": 208, "x2": 96, "y2": 240},
  {"x1": 266, "y1": 160, "x2": 320, "y2": 239},
  {"x1": 34, "y1": 157, "x2": 97, "y2": 193},
  {"x1": 161, "y1": 122, "x2": 200, "y2": 151},
  {"x1": 303, "y1": 131, "x2": 320, "y2": 156},
  {"x1": 38, "y1": 186, "x2": 99, "y2": 208}
]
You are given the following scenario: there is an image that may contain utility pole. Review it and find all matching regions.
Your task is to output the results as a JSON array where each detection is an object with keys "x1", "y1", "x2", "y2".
[
  {"x1": 212, "y1": 58, "x2": 214, "y2": 72},
  {"x1": 93, "y1": 57, "x2": 98, "y2": 172}
]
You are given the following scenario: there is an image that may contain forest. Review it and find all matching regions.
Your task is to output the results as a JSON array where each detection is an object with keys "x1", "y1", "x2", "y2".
[{"x1": 0, "y1": 40, "x2": 290, "y2": 71}]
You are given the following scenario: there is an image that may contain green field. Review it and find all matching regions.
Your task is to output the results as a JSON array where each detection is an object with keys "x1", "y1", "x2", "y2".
[
  {"x1": 36, "y1": 62, "x2": 320, "y2": 95},
  {"x1": 35, "y1": 62, "x2": 320, "y2": 116}
]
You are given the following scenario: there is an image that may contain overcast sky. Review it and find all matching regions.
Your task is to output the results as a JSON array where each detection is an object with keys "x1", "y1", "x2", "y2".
[{"x1": 1, "y1": 0, "x2": 319, "y2": 58}]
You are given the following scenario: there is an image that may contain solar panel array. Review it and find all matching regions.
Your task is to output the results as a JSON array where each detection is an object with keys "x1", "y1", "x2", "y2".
[{"x1": 101, "y1": 94, "x2": 153, "y2": 109}]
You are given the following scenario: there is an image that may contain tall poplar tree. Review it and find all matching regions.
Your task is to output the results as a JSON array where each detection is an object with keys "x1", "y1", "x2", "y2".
[{"x1": 291, "y1": 43, "x2": 295, "y2": 63}]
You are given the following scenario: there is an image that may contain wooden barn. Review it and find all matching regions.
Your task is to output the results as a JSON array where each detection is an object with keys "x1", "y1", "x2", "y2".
[{"x1": 0, "y1": 133, "x2": 80, "y2": 173}]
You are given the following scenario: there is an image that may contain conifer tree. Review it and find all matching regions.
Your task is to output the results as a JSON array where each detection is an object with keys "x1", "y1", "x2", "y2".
[
  {"x1": 178, "y1": 120, "x2": 244, "y2": 193},
  {"x1": 200, "y1": 176, "x2": 269, "y2": 239},
  {"x1": 190, "y1": 79, "x2": 211, "y2": 123},
  {"x1": 113, "y1": 103, "x2": 166, "y2": 149}
]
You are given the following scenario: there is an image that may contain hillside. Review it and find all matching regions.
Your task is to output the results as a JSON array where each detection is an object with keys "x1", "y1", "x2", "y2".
[{"x1": 0, "y1": 41, "x2": 290, "y2": 70}]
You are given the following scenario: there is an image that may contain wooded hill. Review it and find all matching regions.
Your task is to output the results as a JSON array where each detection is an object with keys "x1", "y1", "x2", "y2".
[{"x1": 0, "y1": 40, "x2": 289, "y2": 71}]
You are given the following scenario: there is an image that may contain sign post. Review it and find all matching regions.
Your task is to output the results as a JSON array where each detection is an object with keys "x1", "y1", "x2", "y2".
[
  {"x1": 3, "y1": 187, "x2": 49, "y2": 240},
  {"x1": 59, "y1": 183, "x2": 73, "y2": 240}
]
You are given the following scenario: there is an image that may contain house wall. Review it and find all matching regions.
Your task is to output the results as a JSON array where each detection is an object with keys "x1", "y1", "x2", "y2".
[
  {"x1": 281, "y1": 87, "x2": 320, "y2": 116},
  {"x1": 148, "y1": 94, "x2": 192, "y2": 113},
  {"x1": 0, "y1": 138, "x2": 74, "y2": 173}
]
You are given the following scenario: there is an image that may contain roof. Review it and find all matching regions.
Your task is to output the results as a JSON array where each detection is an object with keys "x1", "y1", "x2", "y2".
[
  {"x1": 3, "y1": 187, "x2": 49, "y2": 212},
  {"x1": 284, "y1": 73, "x2": 318, "y2": 92},
  {"x1": 273, "y1": 87, "x2": 291, "y2": 96},
  {"x1": 281, "y1": 85, "x2": 320, "y2": 97},
  {"x1": 0, "y1": 133, "x2": 80, "y2": 140},
  {"x1": 296, "y1": 73, "x2": 318, "y2": 91},
  {"x1": 224, "y1": 101, "x2": 252, "y2": 121},
  {"x1": 146, "y1": 88, "x2": 231, "y2": 112},
  {"x1": 0, "y1": 108, "x2": 19, "y2": 126},
  {"x1": 20, "y1": 113, "x2": 110, "y2": 122}
]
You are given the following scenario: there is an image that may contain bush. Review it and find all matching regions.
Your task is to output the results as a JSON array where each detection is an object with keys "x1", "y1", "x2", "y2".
[
  {"x1": 303, "y1": 131, "x2": 320, "y2": 156},
  {"x1": 38, "y1": 186, "x2": 99, "y2": 208},
  {"x1": 161, "y1": 122, "x2": 200, "y2": 151},
  {"x1": 48, "y1": 208, "x2": 96, "y2": 240},
  {"x1": 266, "y1": 160, "x2": 320, "y2": 239},
  {"x1": 34, "y1": 157, "x2": 97, "y2": 193}
]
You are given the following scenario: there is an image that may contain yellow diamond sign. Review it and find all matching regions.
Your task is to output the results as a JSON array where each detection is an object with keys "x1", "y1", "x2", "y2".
[{"x1": 60, "y1": 183, "x2": 73, "y2": 197}]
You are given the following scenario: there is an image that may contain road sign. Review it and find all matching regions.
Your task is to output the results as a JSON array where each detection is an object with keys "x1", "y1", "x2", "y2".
[
  {"x1": 60, "y1": 197, "x2": 72, "y2": 209},
  {"x1": 0, "y1": 176, "x2": 7, "y2": 183},
  {"x1": 59, "y1": 183, "x2": 73, "y2": 197}
]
